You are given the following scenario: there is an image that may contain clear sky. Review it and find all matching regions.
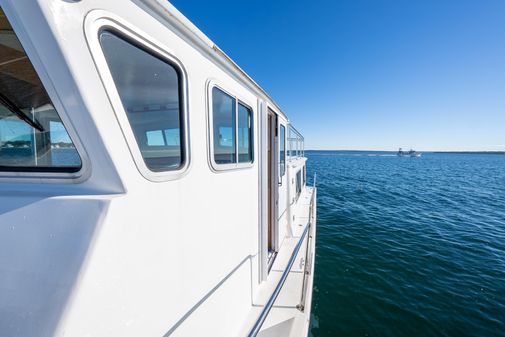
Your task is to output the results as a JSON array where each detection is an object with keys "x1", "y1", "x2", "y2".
[{"x1": 171, "y1": 0, "x2": 504, "y2": 151}]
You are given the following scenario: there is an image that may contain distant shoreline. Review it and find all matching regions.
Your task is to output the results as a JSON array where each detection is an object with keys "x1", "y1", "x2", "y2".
[
  {"x1": 305, "y1": 150, "x2": 505, "y2": 154},
  {"x1": 432, "y1": 151, "x2": 505, "y2": 154}
]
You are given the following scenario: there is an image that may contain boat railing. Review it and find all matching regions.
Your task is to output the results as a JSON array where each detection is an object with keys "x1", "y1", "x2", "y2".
[
  {"x1": 296, "y1": 173, "x2": 316, "y2": 312},
  {"x1": 247, "y1": 173, "x2": 317, "y2": 337},
  {"x1": 288, "y1": 124, "x2": 304, "y2": 159}
]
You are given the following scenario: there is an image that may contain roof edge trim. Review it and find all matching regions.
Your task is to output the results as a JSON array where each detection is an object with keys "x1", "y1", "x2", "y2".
[{"x1": 134, "y1": 0, "x2": 288, "y2": 120}]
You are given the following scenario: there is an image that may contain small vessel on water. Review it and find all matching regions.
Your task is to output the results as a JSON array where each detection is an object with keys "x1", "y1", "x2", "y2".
[
  {"x1": 0, "y1": 1, "x2": 316, "y2": 337},
  {"x1": 398, "y1": 148, "x2": 422, "y2": 157}
]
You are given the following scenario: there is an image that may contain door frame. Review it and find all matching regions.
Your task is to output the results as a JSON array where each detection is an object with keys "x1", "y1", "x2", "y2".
[
  {"x1": 267, "y1": 108, "x2": 280, "y2": 257},
  {"x1": 259, "y1": 102, "x2": 280, "y2": 281}
]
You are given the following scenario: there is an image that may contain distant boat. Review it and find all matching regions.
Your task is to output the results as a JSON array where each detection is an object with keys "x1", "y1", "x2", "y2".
[{"x1": 398, "y1": 148, "x2": 422, "y2": 157}]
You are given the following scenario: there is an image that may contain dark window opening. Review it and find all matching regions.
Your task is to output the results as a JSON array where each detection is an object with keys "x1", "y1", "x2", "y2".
[
  {"x1": 0, "y1": 7, "x2": 81, "y2": 172},
  {"x1": 280, "y1": 124, "x2": 286, "y2": 177},
  {"x1": 212, "y1": 87, "x2": 253, "y2": 166},
  {"x1": 212, "y1": 87, "x2": 236, "y2": 164},
  {"x1": 100, "y1": 30, "x2": 185, "y2": 172},
  {"x1": 296, "y1": 169, "x2": 302, "y2": 200},
  {"x1": 238, "y1": 102, "x2": 252, "y2": 163}
]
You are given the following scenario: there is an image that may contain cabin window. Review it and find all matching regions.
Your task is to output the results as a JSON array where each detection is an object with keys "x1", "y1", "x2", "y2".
[
  {"x1": 302, "y1": 164, "x2": 306, "y2": 186},
  {"x1": 296, "y1": 169, "x2": 302, "y2": 200},
  {"x1": 238, "y1": 103, "x2": 252, "y2": 163},
  {"x1": 211, "y1": 87, "x2": 253, "y2": 167},
  {"x1": 0, "y1": 6, "x2": 81, "y2": 172},
  {"x1": 212, "y1": 87, "x2": 235, "y2": 164},
  {"x1": 279, "y1": 124, "x2": 286, "y2": 177},
  {"x1": 100, "y1": 31, "x2": 184, "y2": 172}
]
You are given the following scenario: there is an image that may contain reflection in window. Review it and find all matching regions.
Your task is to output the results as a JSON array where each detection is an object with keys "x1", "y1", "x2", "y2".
[
  {"x1": 146, "y1": 128, "x2": 181, "y2": 147},
  {"x1": 0, "y1": 6, "x2": 81, "y2": 172},
  {"x1": 218, "y1": 127, "x2": 234, "y2": 147},
  {"x1": 280, "y1": 124, "x2": 286, "y2": 177},
  {"x1": 302, "y1": 165, "x2": 306, "y2": 186},
  {"x1": 146, "y1": 130, "x2": 165, "y2": 146},
  {"x1": 212, "y1": 87, "x2": 236, "y2": 164},
  {"x1": 164, "y1": 128, "x2": 180, "y2": 146},
  {"x1": 238, "y1": 103, "x2": 252, "y2": 163},
  {"x1": 100, "y1": 31, "x2": 184, "y2": 172},
  {"x1": 211, "y1": 87, "x2": 253, "y2": 166},
  {"x1": 296, "y1": 169, "x2": 302, "y2": 199}
]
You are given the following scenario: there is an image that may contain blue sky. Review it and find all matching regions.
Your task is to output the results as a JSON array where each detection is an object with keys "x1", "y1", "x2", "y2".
[{"x1": 171, "y1": 0, "x2": 505, "y2": 151}]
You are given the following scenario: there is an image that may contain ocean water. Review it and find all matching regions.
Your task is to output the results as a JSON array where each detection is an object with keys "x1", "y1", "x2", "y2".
[
  {"x1": 307, "y1": 151, "x2": 505, "y2": 337},
  {"x1": 0, "y1": 148, "x2": 81, "y2": 167}
]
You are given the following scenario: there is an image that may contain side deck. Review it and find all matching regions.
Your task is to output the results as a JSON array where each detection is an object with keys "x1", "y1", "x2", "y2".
[{"x1": 243, "y1": 184, "x2": 317, "y2": 337}]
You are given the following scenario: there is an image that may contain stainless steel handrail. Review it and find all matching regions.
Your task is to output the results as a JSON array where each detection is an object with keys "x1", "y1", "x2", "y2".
[
  {"x1": 288, "y1": 124, "x2": 305, "y2": 158},
  {"x1": 247, "y1": 175, "x2": 316, "y2": 337},
  {"x1": 247, "y1": 225, "x2": 309, "y2": 337},
  {"x1": 297, "y1": 173, "x2": 316, "y2": 311}
]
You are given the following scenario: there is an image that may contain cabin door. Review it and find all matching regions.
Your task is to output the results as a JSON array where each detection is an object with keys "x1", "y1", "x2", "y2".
[{"x1": 267, "y1": 109, "x2": 279, "y2": 265}]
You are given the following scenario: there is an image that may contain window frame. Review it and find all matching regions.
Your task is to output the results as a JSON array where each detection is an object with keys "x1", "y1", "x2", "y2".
[
  {"x1": 237, "y1": 101, "x2": 253, "y2": 164},
  {"x1": 0, "y1": 4, "x2": 88, "y2": 182},
  {"x1": 85, "y1": 15, "x2": 190, "y2": 182},
  {"x1": 296, "y1": 169, "x2": 302, "y2": 201},
  {"x1": 303, "y1": 164, "x2": 306, "y2": 187},
  {"x1": 207, "y1": 81, "x2": 255, "y2": 172},
  {"x1": 279, "y1": 123, "x2": 286, "y2": 181}
]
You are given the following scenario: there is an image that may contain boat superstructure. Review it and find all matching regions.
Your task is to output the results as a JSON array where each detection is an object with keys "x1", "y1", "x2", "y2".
[{"x1": 0, "y1": 1, "x2": 316, "y2": 336}]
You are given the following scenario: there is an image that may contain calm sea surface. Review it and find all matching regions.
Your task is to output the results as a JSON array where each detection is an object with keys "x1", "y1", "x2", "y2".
[{"x1": 307, "y1": 151, "x2": 505, "y2": 337}]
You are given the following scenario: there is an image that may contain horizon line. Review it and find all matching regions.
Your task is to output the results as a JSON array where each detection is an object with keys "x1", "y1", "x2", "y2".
[{"x1": 304, "y1": 149, "x2": 505, "y2": 153}]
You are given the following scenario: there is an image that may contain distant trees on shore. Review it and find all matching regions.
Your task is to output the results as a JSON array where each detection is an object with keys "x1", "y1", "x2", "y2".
[{"x1": 1, "y1": 140, "x2": 74, "y2": 148}]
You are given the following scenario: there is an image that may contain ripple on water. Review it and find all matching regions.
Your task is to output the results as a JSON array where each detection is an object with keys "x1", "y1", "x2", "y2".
[{"x1": 307, "y1": 152, "x2": 505, "y2": 337}]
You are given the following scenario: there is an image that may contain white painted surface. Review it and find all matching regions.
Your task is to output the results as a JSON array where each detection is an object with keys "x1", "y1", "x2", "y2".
[{"x1": 0, "y1": 1, "x2": 316, "y2": 336}]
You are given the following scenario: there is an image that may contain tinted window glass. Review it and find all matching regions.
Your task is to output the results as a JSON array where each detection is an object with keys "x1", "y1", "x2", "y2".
[
  {"x1": 164, "y1": 128, "x2": 180, "y2": 146},
  {"x1": 0, "y1": 7, "x2": 81, "y2": 172},
  {"x1": 100, "y1": 31, "x2": 184, "y2": 172},
  {"x1": 296, "y1": 169, "x2": 302, "y2": 198},
  {"x1": 238, "y1": 102, "x2": 252, "y2": 163},
  {"x1": 279, "y1": 124, "x2": 286, "y2": 176},
  {"x1": 212, "y1": 87, "x2": 236, "y2": 164}
]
